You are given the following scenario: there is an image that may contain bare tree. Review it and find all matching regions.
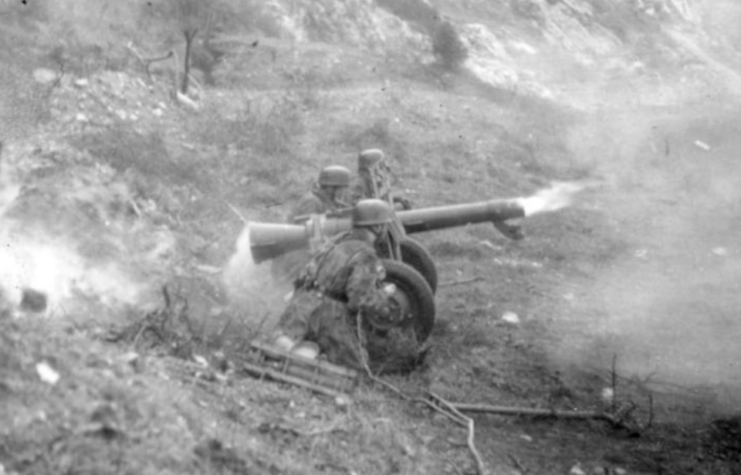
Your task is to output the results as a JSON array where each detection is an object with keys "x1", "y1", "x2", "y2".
[{"x1": 173, "y1": 0, "x2": 206, "y2": 94}]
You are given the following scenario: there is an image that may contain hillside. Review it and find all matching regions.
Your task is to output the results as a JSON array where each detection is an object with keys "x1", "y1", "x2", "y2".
[{"x1": 2, "y1": 0, "x2": 741, "y2": 474}]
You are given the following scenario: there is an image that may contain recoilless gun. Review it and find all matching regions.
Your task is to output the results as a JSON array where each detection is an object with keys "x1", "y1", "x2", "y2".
[{"x1": 248, "y1": 198, "x2": 526, "y2": 344}]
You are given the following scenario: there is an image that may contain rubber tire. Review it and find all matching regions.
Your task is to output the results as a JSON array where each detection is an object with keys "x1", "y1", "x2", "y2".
[
  {"x1": 399, "y1": 238, "x2": 438, "y2": 294},
  {"x1": 381, "y1": 259, "x2": 436, "y2": 343}
]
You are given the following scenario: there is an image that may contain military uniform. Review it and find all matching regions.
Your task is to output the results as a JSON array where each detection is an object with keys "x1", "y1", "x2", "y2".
[
  {"x1": 288, "y1": 183, "x2": 347, "y2": 223},
  {"x1": 276, "y1": 228, "x2": 392, "y2": 369},
  {"x1": 274, "y1": 166, "x2": 352, "y2": 282},
  {"x1": 350, "y1": 149, "x2": 411, "y2": 210}
]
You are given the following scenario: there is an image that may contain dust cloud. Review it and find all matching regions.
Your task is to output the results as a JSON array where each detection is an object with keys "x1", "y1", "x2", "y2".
[
  {"x1": 554, "y1": 90, "x2": 741, "y2": 414},
  {"x1": 0, "y1": 147, "x2": 173, "y2": 318},
  {"x1": 533, "y1": 1, "x2": 741, "y2": 415},
  {"x1": 221, "y1": 223, "x2": 291, "y2": 328}
]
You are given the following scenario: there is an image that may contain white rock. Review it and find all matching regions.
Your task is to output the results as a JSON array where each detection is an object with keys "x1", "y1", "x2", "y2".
[
  {"x1": 36, "y1": 361, "x2": 60, "y2": 385},
  {"x1": 694, "y1": 140, "x2": 710, "y2": 151},
  {"x1": 601, "y1": 387, "x2": 614, "y2": 404},
  {"x1": 569, "y1": 464, "x2": 586, "y2": 475},
  {"x1": 335, "y1": 394, "x2": 351, "y2": 407},
  {"x1": 193, "y1": 354, "x2": 209, "y2": 367},
  {"x1": 74, "y1": 78, "x2": 90, "y2": 88},
  {"x1": 501, "y1": 311, "x2": 519, "y2": 324},
  {"x1": 33, "y1": 68, "x2": 57, "y2": 84}
]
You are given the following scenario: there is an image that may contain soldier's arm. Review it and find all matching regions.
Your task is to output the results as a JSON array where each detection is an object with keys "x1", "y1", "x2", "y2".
[
  {"x1": 289, "y1": 195, "x2": 324, "y2": 222},
  {"x1": 345, "y1": 253, "x2": 387, "y2": 313}
]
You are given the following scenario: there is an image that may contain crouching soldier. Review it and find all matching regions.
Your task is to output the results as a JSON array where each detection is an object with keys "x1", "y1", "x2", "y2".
[
  {"x1": 273, "y1": 165, "x2": 353, "y2": 282},
  {"x1": 288, "y1": 165, "x2": 352, "y2": 223},
  {"x1": 272, "y1": 199, "x2": 399, "y2": 370},
  {"x1": 350, "y1": 149, "x2": 412, "y2": 211}
]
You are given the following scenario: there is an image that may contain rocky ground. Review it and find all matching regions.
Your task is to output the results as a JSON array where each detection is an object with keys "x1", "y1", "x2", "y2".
[{"x1": 2, "y1": 1, "x2": 741, "y2": 474}]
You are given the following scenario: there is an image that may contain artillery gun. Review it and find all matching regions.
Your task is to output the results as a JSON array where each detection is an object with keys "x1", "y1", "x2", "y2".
[{"x1": 249, "y1": 198, "x2": 527, "y2": 344}]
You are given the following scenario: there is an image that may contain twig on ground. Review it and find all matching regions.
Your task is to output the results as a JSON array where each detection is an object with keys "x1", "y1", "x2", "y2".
[
  {"x1": 355, "y1": 312, "x2": 410, "y2": 401},
  {"x1": 226, "y1": 202, "x2": 249, "y2": 224},
  {"x1": 508, "y1": 454, "x2": 528, "y2": 474},
  {"x1": 354, "y1": 314, "x2": 487, "y2": 474},
  {"x1": 428, "y1": 392, "x2": 488, "y2": 475},
  {"x1": 450, "y1": 402, "x2": 644, "y2": 433},
  {"x1": 125, "y1": 42, "x2": 173, "y2": 79},
  {"x1": 439, "y1": 276, "x2": 484, "y2": 288}
]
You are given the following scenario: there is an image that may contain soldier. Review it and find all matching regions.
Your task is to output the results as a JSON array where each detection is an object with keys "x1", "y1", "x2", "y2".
[
  {"x1": 272, "y1": 199, "x2": 399, "y2": 370},
  {"x1": 288, "y1": 165, "x2": 352, "y2": 223},
  {"x1": 350, "y1": 149, "x2": 412, "y2": 210},
  {"x1": 272, "y1": 165, "x2": 352, "y2": 282}
]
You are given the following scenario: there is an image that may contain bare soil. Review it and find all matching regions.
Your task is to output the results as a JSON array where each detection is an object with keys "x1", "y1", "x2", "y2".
[{"x1": 2, "y1": 5, "x2": 741, "y2": 475}]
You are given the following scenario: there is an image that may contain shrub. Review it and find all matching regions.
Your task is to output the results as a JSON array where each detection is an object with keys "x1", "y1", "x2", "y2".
[
  {"x1": 431, "y1": 21, "x2": 468, "y2": 71},
  {"x1": 375, "y1": 0, "x2": 439, "y2": 32}
]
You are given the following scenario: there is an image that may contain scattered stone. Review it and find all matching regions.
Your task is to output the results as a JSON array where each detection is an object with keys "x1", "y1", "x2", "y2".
[
  {"x1": 569, "y1": 464, "x2": 586, "y2": 475},
  {"x1": 75, "y1": 113, "x2": 89, "y2": 123},
  {"x1": 36, "y1": 361, "x2": 60, "y2": 385},
  {"x1": 121, "y1": 351, "x2": 144, "y2": 372},
  {"x1": 335, "y1": 394, "x2": 351, "y2": 407},
  {"x1": 195, "y1": 264, "x2": 222, "y2": 274},
  {"x1": 694, "y1": 140, "x2": 711, "y2": 151},
  {"x1": 478, "y1": 239, "x2": 498, "y2": 250},
  {"x1": 33, "y1": 68, "x2": 57, "y2": 84},
  {"x1": 501, "y1": 311, "x2": 520, "y2": 324},
  {"x1": 601, "y1": 387, "x2": 614, "y2": 405},
  {"x1": 193, "y1": 354, "x2": 209, "y2": 368}
]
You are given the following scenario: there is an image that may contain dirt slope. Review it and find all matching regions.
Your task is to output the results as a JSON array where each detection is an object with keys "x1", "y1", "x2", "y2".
[{"x1": 2, "y1": 1, "x2": 741, "y2": 474}]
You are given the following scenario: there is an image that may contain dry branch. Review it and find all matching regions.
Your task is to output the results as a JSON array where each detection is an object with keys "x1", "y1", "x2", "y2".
[
  {"x1": 226, "y1": 202, "x2": 249, "y2": 224},
  {"x1": 125, "y1": 42, "x2": 173, "y2": 79},
  {"x1": 354, "y1": 314, "x2": 488, "y2": 473},
  {"x1": 428, "y1": 392, "x2": 488, "y2": 475},
  {"x1": 449, "y1": 401, "x2": 649, "y2": 434},
  {"x1": 439, "y1": 276, "x2": 484, "y2": 287}
]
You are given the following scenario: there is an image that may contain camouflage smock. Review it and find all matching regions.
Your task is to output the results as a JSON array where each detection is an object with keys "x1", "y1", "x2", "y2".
[{"x1": 276, "y1": 229, "x2": 390, "y2": 369}]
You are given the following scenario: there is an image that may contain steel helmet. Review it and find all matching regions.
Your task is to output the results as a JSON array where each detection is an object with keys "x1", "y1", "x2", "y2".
[
  {"x1": 352, "y1": 199, "x2": 393, "y2": 226},
  {"x1": 358, "y1": 149, "x2": 385, "y2": 170},
  {"x1": 318, "y1": 165, "x2": 351, "y2": 187}
]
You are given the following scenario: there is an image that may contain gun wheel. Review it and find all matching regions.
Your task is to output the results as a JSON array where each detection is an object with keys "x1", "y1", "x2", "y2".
[
  {"x1": 363, "y1": 259, "x2": 436, "y2": 374},
  {"x1": 365, "y1": 258, "x2": 435, "y2": 374},
  {"x1": 399, "y1": 237, "x2": 438, "y2": 294}
]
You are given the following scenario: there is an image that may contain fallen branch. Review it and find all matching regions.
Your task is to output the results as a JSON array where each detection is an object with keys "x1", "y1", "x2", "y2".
[
  {"x1": 125, "y1": 42, "x2": 174, "y2": 79},
  {"x1": 439, "y1": 276, "x2": 485, "y2": 288},
  {"x1": 354, "y1": 314, "x2": 487, "y2": 474},
  {"x1": 427, "y1": 392, "x2": 488, "y2": 475},
  {"x1": 450, "y1": 401, "x2": 644, "y2": 433},
  {"x1": 225, "y1": 202, "x2": 249, "y2": 224}
]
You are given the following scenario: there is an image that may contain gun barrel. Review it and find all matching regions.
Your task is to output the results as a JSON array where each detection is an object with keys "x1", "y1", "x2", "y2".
[
  {"x1": 398, "y1": 199, "x2": 525, "y2": 234},
  {"x1": 249, "y1": 215, "x2": 352, "y2": 264},
  {"x1": 248, "y1": 200, "x2": 525, "y2": 263}
]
